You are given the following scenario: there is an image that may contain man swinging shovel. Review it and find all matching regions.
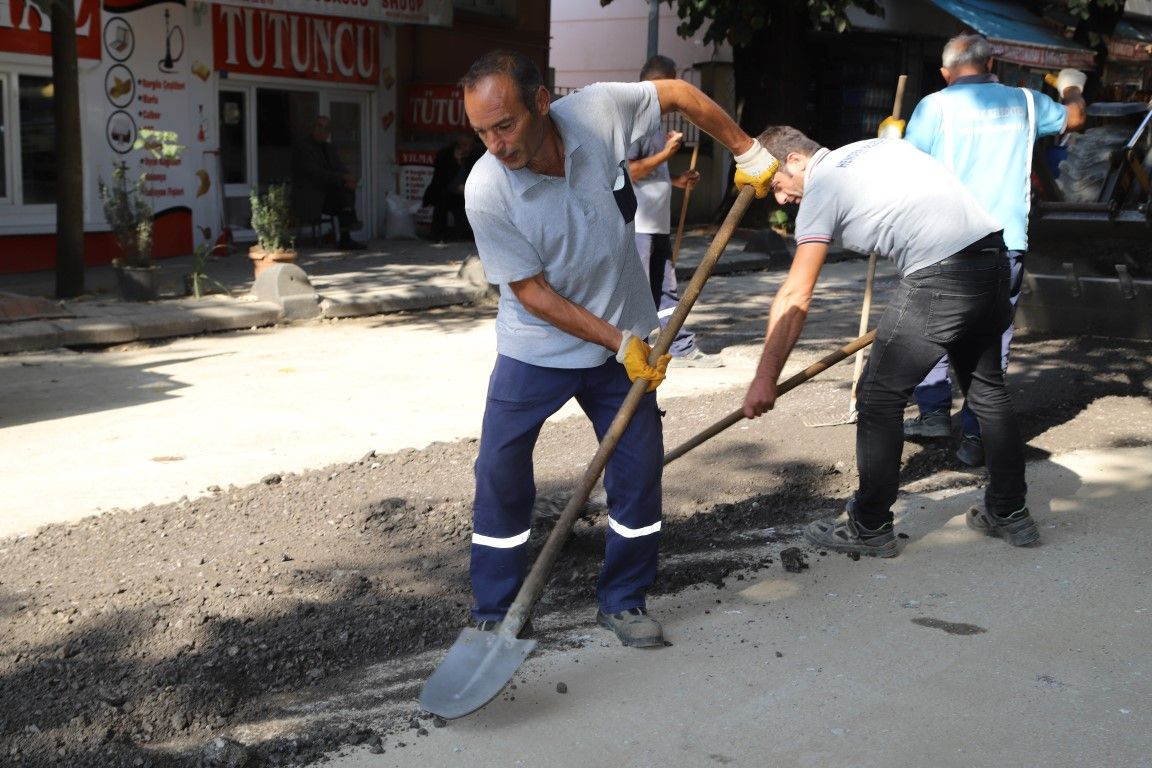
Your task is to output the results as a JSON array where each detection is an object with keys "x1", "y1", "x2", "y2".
[{"x1": 419, "y1": 49, "x2": 777, "y2": 719}]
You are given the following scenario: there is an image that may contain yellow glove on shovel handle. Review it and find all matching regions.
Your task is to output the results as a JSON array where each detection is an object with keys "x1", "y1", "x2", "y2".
[
  {"x1": 733, "y1": 143, "x2": 780, "y2": 200},
  {"x1": 616, "y1": 332, "x2": 671, "y2": 392},
  {"x1": 877, "y1": 115, "x2": 905, "y2": 139}
]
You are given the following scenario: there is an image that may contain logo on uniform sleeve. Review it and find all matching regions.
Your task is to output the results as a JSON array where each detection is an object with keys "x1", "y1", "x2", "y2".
[{"x1": 612, "y1": 162, "x2": 637, "y2": 224}]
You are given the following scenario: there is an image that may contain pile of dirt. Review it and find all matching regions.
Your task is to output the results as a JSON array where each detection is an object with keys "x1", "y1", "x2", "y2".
[{"x1": 1, "y1": 333, "x2": 1149, "y2": 767}]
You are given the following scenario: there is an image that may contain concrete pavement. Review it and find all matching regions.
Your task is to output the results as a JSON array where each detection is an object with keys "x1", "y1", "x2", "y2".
[{"x1": 0, "y1": 229, "x2": 795, "y2": 537}]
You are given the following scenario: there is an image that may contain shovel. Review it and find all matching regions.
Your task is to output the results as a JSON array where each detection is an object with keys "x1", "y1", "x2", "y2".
[
  {"x1": 663, "y1": 330, "x2": 877, "y2": 466},
  {"x1": 419, "y1": 185, "x2": 758, "y2": 720}
]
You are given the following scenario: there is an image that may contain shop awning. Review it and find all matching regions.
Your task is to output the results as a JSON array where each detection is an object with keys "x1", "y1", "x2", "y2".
[
  {"x1": 1109, "y1": 18, "x2": 1152, "y2": 61},
  {"x1": 208, "y1": 0, "x2": 453, "y2": 26},
  {"x1": 927, "y1": 0, "x2": 1096, "y2": 69}
]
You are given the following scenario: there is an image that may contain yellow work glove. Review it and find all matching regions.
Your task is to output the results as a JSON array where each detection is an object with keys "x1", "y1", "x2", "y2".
[
  {"x1": 616, "y1": 331, "x2": 671, "y2": 392},
  {"x1": 877, "y1": 115, "x2": 906, "y2": 139},
  {"x1": 732, "y1": 143, "x2": 780, "y2": 199}
]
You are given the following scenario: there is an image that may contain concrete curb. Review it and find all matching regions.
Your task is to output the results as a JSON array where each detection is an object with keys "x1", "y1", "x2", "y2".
[{"x1": 0, "y1": 233, "x2": 792, "y2": 355}]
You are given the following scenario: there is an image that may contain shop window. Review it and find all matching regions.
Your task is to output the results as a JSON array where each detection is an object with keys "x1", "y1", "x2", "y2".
[{"x1": 19, "y1": 75, "x2": 55, "y2": 205}]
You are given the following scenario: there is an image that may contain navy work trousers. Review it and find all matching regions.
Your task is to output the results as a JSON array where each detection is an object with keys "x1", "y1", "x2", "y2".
[
  {"x1": 470, "y1": 355, "x2": 664, "y2": 622},
  {"x1": 854, "y1": 246, "x2": 1027, "y2": 527}
]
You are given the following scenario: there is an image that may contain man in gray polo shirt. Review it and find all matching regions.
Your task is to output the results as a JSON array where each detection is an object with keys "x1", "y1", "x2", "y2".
[
  {"x1": 461, "y1": 50, "x2": 777, "y2": 647},
  {"x1": 742, "y1": 126, "x2": 1036, "y2": 558}
]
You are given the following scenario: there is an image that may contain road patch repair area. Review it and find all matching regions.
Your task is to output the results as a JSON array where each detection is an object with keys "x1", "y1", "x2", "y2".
[{"x1": 0, "y1": 380, "x2": 1148, "y2": 766}]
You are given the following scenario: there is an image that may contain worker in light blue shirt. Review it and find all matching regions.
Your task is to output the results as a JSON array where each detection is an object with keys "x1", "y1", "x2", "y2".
[{"x1": 899, "y1": 33, "x2": 1085, "y2": 466}]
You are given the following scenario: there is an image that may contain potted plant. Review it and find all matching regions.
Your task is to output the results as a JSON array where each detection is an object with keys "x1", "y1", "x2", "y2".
[
  {"x1": 99, "y1": 161, "x2": 156, "y2": 301},
  {"x1": 249, "y1": 184, "x2": 297, "y2": 279},
  {"x1": 98, "y1": 129, "x2": 184, "y2": 301}
]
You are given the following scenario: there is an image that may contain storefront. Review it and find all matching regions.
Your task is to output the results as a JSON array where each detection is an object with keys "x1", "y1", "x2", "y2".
[{"x1": 0, "y1": 0, "x2": 451, "y2": 273}]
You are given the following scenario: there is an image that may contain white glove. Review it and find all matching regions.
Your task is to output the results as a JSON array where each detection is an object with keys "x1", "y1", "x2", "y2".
[
  {"x1": 733, "y1": 143, "x2": 779, "y2": 199},
  {"x1": 1055, "y1": 69, "x2": 1086, "y2": 95}
]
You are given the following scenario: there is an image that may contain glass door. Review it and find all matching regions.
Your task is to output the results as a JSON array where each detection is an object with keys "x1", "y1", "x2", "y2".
[{"x1": 321, "y1": 94, "x2": 369, "y2": 238}]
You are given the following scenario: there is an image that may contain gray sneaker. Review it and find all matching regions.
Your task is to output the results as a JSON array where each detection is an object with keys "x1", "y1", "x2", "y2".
[
  {"x1": 903, "y1": 409, "x2": 951, "y2": 438},
  {"x1": 966, "y1": 506, "x2": 1039, "y2": 546},
  {"x1": 668, "y1": 348, "x2": 724, "y2": 368},
  {"x1": 804, "y1": 512, "x2": 898, "y2": 558},
  {"x1": 596, "y1": 607, "x2": 664, "y2": 648}
]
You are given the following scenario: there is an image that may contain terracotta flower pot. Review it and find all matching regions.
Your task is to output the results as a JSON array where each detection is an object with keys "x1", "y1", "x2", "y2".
[{"x1": 249, "y1": 246, "x2": 297, "y2": 279}]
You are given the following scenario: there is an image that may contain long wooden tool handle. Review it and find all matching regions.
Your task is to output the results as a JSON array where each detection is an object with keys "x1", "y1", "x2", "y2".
[
  {"x1": 892, "y1": 74, "x2": 908, "y2": 120},
  {"x1": 499, "y1": 185, "x2": 758, "y2": 638},
  {"x1": 671, "y1": 142, "x2": 700, "y2": 267},
  {"x1": 663, "y1": 330, "x2": 877, "y2": 466}
]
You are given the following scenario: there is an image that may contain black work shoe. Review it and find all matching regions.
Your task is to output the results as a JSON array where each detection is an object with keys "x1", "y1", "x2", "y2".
[
  {"x1": 966, "y1": 506, "x2": 1040, "y2": 546},
  {"x1": 805, "y1": 501, "x2": 898, "y2": 558},
  {"x1": 805, "y1": 517, "x2": 898, "y2": 558},
  {"x1": 338, "y1": 239, "x2": 367, "y2": 251},
  {"x1": 472, "y1": 617, "x2": 534, "y2": 639},
  {"x1": 903, "y1": 409, "x2": 951, "y2": 438},
  {"x1": 956, "y1": 434, "x2": 986, "y2": 467},
  {"x1": 596, "y1": 607, "x2": 664, "y2": 648}
]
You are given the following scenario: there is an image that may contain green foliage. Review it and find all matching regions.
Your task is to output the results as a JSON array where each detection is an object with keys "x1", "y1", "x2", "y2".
[
  {"x1": 249, "y1": 184, "x2": 296, "y2": 253},
  {"x1": 98, "y1": 129, "x2": 186, "y2": 268},
  {"x1": 619, "y1": 0, "x2": 884, "y2": 48},
  {"x1": 187, "y1": 228, "x2": 232, "y2": 299},
  {"x1": 99, "y1": 161, "x2": 154, "y2": 268}
]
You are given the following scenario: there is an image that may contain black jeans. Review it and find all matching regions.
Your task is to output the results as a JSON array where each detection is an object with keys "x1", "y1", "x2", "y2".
[{"x1": 853, "y1": 245, "x2": 1027, "y2": 527}]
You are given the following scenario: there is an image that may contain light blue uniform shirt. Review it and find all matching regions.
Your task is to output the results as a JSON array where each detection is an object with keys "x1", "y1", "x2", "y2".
[
  {"x1": 465, "y1": 82, "x2": 661, "y2": 368},
  {"x1": 904, "y1": 76, "x2": 1067, "y2": 252}
]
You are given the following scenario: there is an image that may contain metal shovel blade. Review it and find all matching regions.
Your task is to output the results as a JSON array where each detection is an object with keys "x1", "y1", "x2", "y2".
[{"x1": 419, "y1": 628, "x2": 538, "y2": 720}]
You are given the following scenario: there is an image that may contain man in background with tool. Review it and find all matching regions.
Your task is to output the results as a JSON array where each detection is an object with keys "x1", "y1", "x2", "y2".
[
  {"x1": 461, "y1": 50, "x2": 777, "y2": 646},
  {"x1": 742, "y1": 126, "x2": 1037, "y2": 558},
  {"x1": 893, "y1": 34, "x2": 1086, "y2": 467},
  {"x1": 628, "y1": 55, "x2": 723, "y2": 368}
]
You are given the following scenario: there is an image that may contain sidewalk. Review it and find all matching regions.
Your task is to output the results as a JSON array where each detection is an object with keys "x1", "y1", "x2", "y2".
[{"x1": 0, "y1": 230, "x2": 791, "y2": 355}]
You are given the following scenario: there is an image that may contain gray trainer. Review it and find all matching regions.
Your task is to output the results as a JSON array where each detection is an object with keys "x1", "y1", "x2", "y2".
[
  {"x1": 668, "y1": 348, "x2": 724, "y2": 368},
  {"x1": 596, "y1": 607, "x2": 664, "y2": 648},
  {"x1": 903, "y1": 409, "x2": 951, "y2": 438},
  {"x1": 966, "y1": 506, "x2": 1040, "y2": 546},
  {"x1": 804, "y1": 514, "x2": 899, "y2": 558}
]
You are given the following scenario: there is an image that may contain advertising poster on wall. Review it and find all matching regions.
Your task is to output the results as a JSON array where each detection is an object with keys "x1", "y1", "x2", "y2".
[
  {"x1": 97, "y1": 0, "x2": 216, "y2": 256},
  {"x1": 397, "y1": 149, "x2": 435, "y2": 226}
]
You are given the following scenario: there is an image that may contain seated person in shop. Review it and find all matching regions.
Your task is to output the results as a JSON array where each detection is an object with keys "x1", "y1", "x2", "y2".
[
  {"x1": 291, "y1": 115, "x2": 366, "y2": 250},
  {"x1": 422, "y1": 132, "x2": 484, "y2": 242}
]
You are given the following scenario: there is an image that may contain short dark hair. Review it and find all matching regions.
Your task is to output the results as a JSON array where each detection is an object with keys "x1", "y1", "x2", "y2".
[
  {"x1": 460, "y1": 50, "x2": 545, "y2": 115},
  {"x1": 639, "y1": 54, "x2": 677, "y2": 81},
  {"x1": 755, "y1": 126, "x2": 823, "y2": 161}
]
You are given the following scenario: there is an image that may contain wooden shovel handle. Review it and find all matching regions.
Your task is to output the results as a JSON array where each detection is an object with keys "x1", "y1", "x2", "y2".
[
  {"x1": 671, "y1": 142, "x2": 700, "y2": 267},
  {"x1": 499, "y1": 185, "x2": 758, "y2": 638},
  {"x1": 663, "y1": 330, "x2": 877, "y2": 466}
]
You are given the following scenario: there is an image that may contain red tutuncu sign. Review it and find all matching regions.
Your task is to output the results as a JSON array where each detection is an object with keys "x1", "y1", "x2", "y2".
[
  {"x1": 404, "y1": 83, "x2": 469, "y2": 133},
  {"x1": 212, "y1": 5, "x2": 379, "y2": 85},
  {"x1": 0, "y1": 0, "x2": 101, "y2": 59}
]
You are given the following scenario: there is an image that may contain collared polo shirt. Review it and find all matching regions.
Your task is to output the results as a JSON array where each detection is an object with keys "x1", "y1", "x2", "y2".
[
  {"x1": 793, "y1": 139, "x2": 1001, "y2": 277},
  {"x1": 466, "y1": 82, "x2": 661, "y2": 368},
  {"x1": 904, "y1": 75, "x2": 1066, "y2": 251}
]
